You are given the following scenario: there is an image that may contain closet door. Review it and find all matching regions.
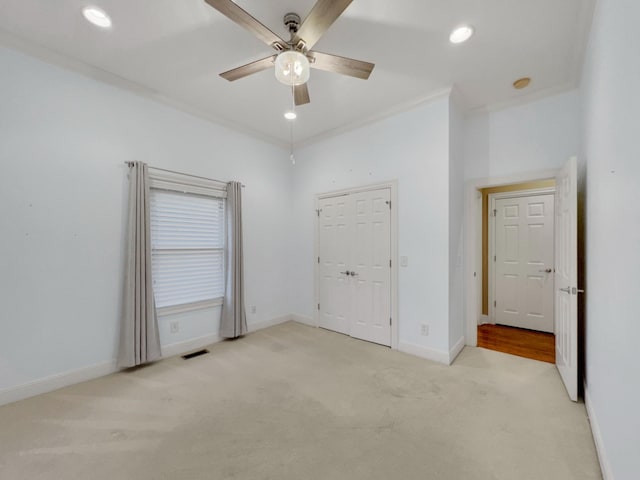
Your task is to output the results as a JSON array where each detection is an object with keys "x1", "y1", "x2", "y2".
[
  {"x1": 317, "y1": 188, "x2": 392, "y2": 347},
  {"x1": 318, "y1": 195, "x2": 352, "y2": 335},
  {"x1": 349, "y1": 189, "x2": 392, "y2": 346}
]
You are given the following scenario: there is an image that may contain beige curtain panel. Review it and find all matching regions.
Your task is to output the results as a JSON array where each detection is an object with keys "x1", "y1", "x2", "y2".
[
  {"x1": 117, "y1": 161, "x2": 162, "y2": 367},
  {"x1": 220, "y1": 181, "x2": 248, "y2": 338}
]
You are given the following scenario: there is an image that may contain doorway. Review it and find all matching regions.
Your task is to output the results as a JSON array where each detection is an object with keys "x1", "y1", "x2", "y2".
[
  {"x1": 481, "y1": 182, "x2": 556, "y2": 362},
  {"x1": 464, "y1": 160, "x2": 580, "y2": 401},
  {"x1": 315, "y1": 182, "x2": 398, "y2": 348}
]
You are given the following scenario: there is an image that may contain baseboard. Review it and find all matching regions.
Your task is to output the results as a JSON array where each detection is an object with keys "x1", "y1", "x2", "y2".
[
  {"x1": 480, "y1": 314, "x2": 490, "y2": 325},
  {"x1": 0, "y1": 360, "x2": 118, "y2": 407},
  {"x1": 291, "y1": 314, "x2": 317, "y2": 328},
  {"x1": 584, "y1": 384, "x2": 614, "y2": 480},
  {"x1": 247, "y1": 315, "x2": 292, "y2": 333},
  {"x1": 449, "y1": 336, "x2": 466, "y2": 364},
  {"x1": 398, "y1": 341, "x2": 450, "y2": 365}
]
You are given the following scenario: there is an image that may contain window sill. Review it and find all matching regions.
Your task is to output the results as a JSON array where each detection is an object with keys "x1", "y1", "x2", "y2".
[{"x1": 157, "y1": 298, "x2": 223, "y2": 317}]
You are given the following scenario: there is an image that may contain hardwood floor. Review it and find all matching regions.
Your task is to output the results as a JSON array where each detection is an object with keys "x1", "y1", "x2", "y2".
[{"x1": 477, "y1": 324, "x2": 555, "y2": 364}]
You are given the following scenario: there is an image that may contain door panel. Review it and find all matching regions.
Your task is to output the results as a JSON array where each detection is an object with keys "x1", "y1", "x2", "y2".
[
  {"x1": 495, "y1": 194, "x2": 554, "y2": 332},
  {"x1": 504, "y1": 224, "x2": 519, "y2": 261},
  {"x1": 555, "y1": 158, "x2": 578, "y2": 401},
  {"x1": 318, "y1": 196, "x2": 351, "y2": 335},
  {"x1": 350, "y1": 189, "x2": 391, "y2": 346}
]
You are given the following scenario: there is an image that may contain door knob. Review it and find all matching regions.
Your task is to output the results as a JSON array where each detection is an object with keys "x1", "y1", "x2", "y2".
[
  {"x1": 539, "y1": 268, "x2": 553, "y2": 273},
  {"x1": 559, "y1": 287, "x2": 571, "y2": 293},
  {"x1": 340, "y1": 271, "x2": 350, "y2": 275},
  {"x1": 350, "y1": 271, "x2": 358, "y2": 276}
]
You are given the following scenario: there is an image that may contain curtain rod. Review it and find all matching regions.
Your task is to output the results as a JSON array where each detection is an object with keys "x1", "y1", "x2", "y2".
[{"x1": 124, "y1": 162, "x2": 245, "y2": 187}]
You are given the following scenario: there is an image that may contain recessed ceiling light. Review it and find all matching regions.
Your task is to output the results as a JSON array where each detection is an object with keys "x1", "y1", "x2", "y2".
[
  {"x1": 82, "y1": 6, "x2": 112, "y2": 28},
  {"x1": 284, "y1": 111, "x2": 297, "y2": 120},
  {"x1": 449, "y1": 25, "x2": 474, "y2": 44},
  {"x1": 513, "y1": 77, "x2": 532, "y2": 89}
]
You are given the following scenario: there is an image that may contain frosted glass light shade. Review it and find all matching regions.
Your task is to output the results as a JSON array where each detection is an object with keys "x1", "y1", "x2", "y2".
[{"x1": 275, "y1": 51, "x2": 310, "y2": 86}]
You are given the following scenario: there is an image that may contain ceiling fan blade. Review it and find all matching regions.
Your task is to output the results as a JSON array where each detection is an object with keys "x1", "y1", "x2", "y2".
[
  {"x1": 294, "y1": 0, "x2": 353, "y2": 50},
  {"x1": 220, "y1": 55, "x2": 277, "y2": 82},
  {"x1": 294, "y1": 83, "x2": 311, "y2": 106},
  {"x1": 308, "y1": 51, "x2": 374, "y2": 80},
  {"x1": 204, "y1": 0, "x2": 287, "y2": 50}
]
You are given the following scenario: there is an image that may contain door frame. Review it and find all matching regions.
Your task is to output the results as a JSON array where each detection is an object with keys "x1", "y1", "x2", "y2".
[
  {"x1": 464, "y1": 169, "x2": 559, "y2": 347},
  {"x1": 313, "y1": 180, "x2": 399, "y2": 350},
  {"x1": 487, "y1": 187, "x2": 556, "y2": 324}
]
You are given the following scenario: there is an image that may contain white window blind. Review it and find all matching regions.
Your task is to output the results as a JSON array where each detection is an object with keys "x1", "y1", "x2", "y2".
[{"x1": 150, "y1": 189, "x2": 225, "y2": 309}]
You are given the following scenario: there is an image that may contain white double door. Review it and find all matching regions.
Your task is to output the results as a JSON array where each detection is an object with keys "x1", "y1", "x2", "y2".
[
  {"x1": 494, "y1": 193, "x2": 555, "y2": 332},
  {"x1": 318, "y1": 188, "x2": 391, "y2": 346}
]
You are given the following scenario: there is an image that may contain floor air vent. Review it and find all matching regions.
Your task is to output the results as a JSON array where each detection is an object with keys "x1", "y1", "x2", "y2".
[{"x1": 181, "y1": 349, "x2": 209, "y2": 360}]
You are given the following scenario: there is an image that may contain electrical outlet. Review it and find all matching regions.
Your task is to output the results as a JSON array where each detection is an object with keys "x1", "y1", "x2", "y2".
[
  {"x1": 420, "y1": 324, "x2": 429, "y2": 336},
  {"x1": 169, "y1": 321, "x2": 180, "y2": 334},
  {"x1": 250, "y1": 305, "x2": 257, "y2": 314}
]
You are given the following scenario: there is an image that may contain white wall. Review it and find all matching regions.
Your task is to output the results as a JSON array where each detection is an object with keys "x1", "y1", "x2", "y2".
[
  {"x1": 580, "y1": 0, "x2": 640, "y2": 478},
  {"x1": 465, "y1": 90, "x2": 582, "y2": 181},
  {"x1": 290, "y1": 96, "x2": 453, "y2": 357},
  {"x1": 0, "y1": 47, "x2": 292, "y2": 394}
]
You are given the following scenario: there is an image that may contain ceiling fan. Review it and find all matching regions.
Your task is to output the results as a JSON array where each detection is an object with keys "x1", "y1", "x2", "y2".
[{"x1": 204, "y1": 0, "x2": 375, "y2": 106}]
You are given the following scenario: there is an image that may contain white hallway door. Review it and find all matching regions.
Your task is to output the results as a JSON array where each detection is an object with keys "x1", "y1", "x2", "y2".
[
  {"x1": 318, "y1": 188, "x2": 392, "y2": 346},
  {"x1": 494, "y1": 193, "x2": 555, "y2": 332},
  {"x1": 555, "y1": 157, "x2": 579, "y2": 401}
]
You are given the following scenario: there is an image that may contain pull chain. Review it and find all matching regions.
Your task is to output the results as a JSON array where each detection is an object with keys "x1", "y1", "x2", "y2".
[{"x1": 290, "y1": 83, "x2": 296, "y2": 165}]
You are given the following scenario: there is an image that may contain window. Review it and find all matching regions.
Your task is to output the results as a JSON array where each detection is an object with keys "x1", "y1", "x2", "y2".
[{"x1": 150, "y1": 189, "x2": 225, "y2": 311}]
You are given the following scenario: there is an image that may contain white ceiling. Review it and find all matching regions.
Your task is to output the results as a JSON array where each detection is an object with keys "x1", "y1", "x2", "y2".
[{"x1": 0, "y1": 0, "x2": 594, "y2": 145}]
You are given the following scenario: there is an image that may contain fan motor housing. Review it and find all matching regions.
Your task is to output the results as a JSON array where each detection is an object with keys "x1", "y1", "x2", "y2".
[{"x1": 284, "y1": 13, "x2": 301, "y2": 34}]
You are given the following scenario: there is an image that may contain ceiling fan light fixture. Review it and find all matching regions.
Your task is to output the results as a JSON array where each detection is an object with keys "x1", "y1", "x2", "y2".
[
  {"x1": 275, "y1": 51, "x2": 310, "y2": 86},
  {"x1": 449, "y1": 25, "x2": 474, "y2": 44},
  {"x1": 82, "y1": 6, "x2": 112, "y2": 28}
]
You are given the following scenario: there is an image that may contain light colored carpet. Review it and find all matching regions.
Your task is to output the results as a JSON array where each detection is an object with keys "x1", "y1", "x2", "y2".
[{"x1": 0, "y1": 321, "x2": 601, "y2": 479}]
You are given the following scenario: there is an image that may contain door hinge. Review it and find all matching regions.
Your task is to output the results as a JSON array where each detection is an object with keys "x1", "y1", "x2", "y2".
[
  {"x1": 494, "y1": 255, "x2": 496, "y2": 262},
  {"x1": 318, "y1": 256, "x2": 320, "y2": 264},
  {"x1": 316, "y1": 208, "x2": 322, "y2": 217},
  {"x1": 494, "y1": 300, "x2": 497, "y2": 307},
  {"x1": 317, "y1": 303, "x2": 320, "y2": 311},
  {"x1": 389, "y1": 317, "x2": 392, "y2": 326},
  {"x1": 493, "y1": 209, "x2": 497, "y2": 217},
  {"x1": 389, "y1": 259, "x2": 392, "y2": 268},
  {"x1": 386, "y1": 200, "x2": 391, "y2": 209}
]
